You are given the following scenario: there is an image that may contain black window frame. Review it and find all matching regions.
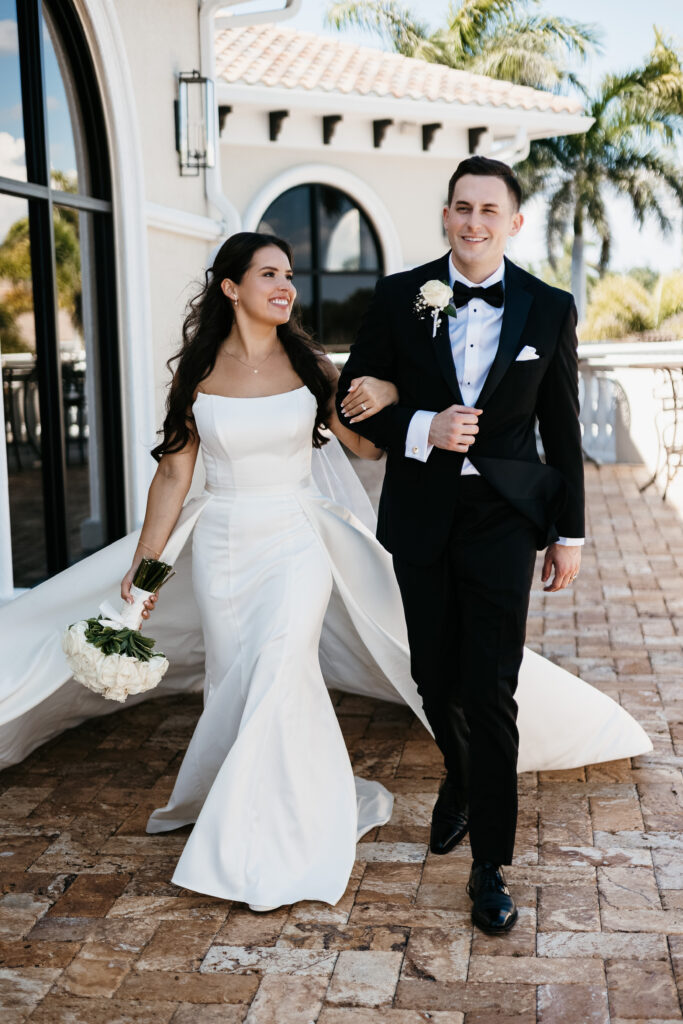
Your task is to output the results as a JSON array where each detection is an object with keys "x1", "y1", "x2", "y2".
[
  {"x1": 1, "y1": 0, "x2": 124, "y2": 580},
  {"x1": 259, "y1": 183, "x2": 384, "y2": 347}
]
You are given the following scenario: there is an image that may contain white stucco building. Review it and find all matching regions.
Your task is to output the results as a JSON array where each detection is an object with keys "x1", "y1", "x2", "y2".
[{"x1": 0, "y1": 0, "x2": 591, "y2": 599}]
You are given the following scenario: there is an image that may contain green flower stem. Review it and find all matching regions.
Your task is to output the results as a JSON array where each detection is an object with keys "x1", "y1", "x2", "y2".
[
  {"x1": 132, "y1": 558, "x2": 174, "y2": 593},
  {"x1": 77, "y1": 618, "x2": 165, "y2": 663}
]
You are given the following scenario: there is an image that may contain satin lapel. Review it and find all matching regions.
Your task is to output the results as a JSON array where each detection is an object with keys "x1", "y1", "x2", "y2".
[
  {"x1": 422, "y1": 252, "x2": 463, "y2": 404},
  {"x1": 432, "y1": 304, "x2": 463, "y2": 404},
  {"x1": 476, "y1": 259, "x2": 533, "y2": 408}
]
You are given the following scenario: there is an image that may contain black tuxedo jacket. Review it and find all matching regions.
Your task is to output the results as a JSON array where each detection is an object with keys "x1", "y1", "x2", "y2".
[{"x1": 337, "y1": 254, "x2": 585, "y2": 566}]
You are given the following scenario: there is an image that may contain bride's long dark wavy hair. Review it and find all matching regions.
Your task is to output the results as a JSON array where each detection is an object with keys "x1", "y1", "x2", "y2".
[{"x1": 151, "y1": 232, "x2": 332, "y2": 461}]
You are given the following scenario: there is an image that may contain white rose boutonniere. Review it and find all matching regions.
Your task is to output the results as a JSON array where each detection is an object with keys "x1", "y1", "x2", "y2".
[{"x1": 415, "y1": 280, "x2": 458, "y2": 337}]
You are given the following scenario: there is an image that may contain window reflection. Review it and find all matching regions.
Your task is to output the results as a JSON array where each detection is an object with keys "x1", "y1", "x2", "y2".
[
  {"x1": 0, "y1": 0, "x2": 120, "y2": 592},
  {"x1": 258, "y1": 184, "x2": 382, "y2": 349},
  {"x1": 259, "y1": 185, "x2": 312, "y2": 269},
  {"x1": 290, "y1": 272, "x2": 313, "y2": 333},
  {"x1": 321, "y1": 276, "x2": 375, "y2": 349},
  {"x1": 55, "y1": 204, "x2": 105, "y2": 563},
  {"x1": 42, "y1": 2, "x2": 86, "y2": 193},
  {"x1": 0, "y1": 0, "x2": 27, "y2": 182},
  {"x1": 318, "y1": 187, "x2": 380, "y2": 272},
  {"x1": 1, "y1": 195, "x2": 47, "y2": 587}
]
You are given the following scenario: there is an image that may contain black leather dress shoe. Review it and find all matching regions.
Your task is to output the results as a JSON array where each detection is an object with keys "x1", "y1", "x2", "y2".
[
  {"x1": 467, "y1": 861, "x2": 518, "y2": 934},
  {"x1": 429, "y1": 776, "x2": 469, "y2": 855}
]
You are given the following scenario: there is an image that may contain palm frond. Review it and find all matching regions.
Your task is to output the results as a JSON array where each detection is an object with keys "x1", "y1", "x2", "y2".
[
  {"x1": 509, "y1": 14, "x2": 602, "y2": 58},
  {"x1": 465, "y1": 16, "x2": 599, "y2": 91},
  {"x1": 444, "y1": 0, "x2": 520, "y2": 59},
  {"x1": 607, "y1": 150, "x2": 683, "y2": 235},
  {"x1": 467, "y1": 42, "x2": 566, "y2": 91},
  {"x1": 324, "y1": 0, "x2": 429, "y2": 55}
]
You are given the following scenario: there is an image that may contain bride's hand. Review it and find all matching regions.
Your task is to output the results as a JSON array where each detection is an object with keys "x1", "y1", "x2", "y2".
[
  {"x1": 120, "y1": 563, "x2": 158, "y2": 620},
  {"x1": 341, "y1": 376, "x2": 399, "y2": 423}
]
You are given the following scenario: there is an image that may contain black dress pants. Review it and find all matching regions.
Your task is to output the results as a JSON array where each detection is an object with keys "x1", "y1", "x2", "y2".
[{"x1": 392, "y1": 476, "x2": 538, "y2": 866}]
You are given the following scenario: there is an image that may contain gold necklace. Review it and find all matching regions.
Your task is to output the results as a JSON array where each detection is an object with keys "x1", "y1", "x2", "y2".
[{"x1": 223, "y1": 346, "x2": 277, "y2": 375}]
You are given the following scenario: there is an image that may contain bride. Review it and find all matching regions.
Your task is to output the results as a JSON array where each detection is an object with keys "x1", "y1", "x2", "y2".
[{"x1": 1, "y1": 232, "x2": 650, "y2": 914}]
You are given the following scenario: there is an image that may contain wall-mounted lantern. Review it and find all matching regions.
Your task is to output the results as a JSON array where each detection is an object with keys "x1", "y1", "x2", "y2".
[{"x1": 175, "y1": 70, "x2": 216, "y2": 176}]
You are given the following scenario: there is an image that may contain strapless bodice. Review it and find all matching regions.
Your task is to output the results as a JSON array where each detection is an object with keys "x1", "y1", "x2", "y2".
[{"x1": 192, "y1": 386, "x2": 317, "y2": 492}]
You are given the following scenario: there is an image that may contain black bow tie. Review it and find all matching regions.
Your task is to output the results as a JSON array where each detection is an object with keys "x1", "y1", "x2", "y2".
[{"x1": 451, "y1": 280, "x2": 504, "y2": 309}]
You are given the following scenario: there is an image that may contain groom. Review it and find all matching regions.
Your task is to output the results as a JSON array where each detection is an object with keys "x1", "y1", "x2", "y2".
[{"x1": 338, "y1": 156, "x2": 584, "y2": 934}]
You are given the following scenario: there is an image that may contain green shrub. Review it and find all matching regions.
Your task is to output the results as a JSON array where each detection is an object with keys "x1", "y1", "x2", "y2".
[{"x1": 581, "y1": 275, "x2": 654, "y2": 340}]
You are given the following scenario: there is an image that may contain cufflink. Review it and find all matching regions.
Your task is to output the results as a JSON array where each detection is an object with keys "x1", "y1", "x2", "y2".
[{"x1": 412, "y1": 446, "x2": 418, "y2": 454}]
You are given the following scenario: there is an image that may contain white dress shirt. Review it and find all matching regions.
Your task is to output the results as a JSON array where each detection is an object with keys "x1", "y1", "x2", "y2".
[{"x1": 404, "y1": 256, "x2": 583, "y2": 547}]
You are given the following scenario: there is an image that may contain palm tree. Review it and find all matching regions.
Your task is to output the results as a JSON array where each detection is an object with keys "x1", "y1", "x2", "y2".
[
  {"x1": 326, "y1": 0, "x2": 600, "y2": 92},
  {"x1": 517, "y1": 31, "x2": 683, "y2": 318}
]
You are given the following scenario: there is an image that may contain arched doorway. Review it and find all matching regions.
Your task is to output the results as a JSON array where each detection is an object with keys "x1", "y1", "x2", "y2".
[
  {"x1": 0, "y1": 0, "x2": 123, "y2": 591},
  {"x1": 257, "y1": 184, "x2": 384, "y2": 350}
]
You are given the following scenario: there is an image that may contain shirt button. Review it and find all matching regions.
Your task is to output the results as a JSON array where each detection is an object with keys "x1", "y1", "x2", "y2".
[{"x1": 412, "y1": 446, "x2": 418, "y2": 454}]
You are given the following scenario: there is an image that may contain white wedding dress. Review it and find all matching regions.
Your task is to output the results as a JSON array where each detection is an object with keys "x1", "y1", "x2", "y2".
[{"x1": 0, "y1": 384, "x2": 651, "y2": 909}]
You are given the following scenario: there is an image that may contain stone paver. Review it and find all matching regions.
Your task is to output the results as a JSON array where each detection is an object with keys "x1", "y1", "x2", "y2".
[{"x1": 1, "y1": 463, "x2": 683, "y2": 1022}]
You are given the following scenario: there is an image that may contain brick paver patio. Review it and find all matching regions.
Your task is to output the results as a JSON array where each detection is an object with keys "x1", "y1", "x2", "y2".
[{"x1": 2, "y1": 463, "x2": 683, "y2": 1023}]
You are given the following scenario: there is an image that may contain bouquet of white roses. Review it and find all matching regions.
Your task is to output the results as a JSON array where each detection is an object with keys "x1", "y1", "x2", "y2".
[{"x1": 62, "y1": 557, "x2": 175, "y2": 703}]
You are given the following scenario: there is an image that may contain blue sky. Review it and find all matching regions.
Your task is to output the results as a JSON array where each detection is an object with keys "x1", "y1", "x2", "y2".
[
  {"x1": 0, "y1": 0, "x2": 78, "y2": 187},
  {"x1": 285, "y1": 0, "x2": 683, "y2": 273}
]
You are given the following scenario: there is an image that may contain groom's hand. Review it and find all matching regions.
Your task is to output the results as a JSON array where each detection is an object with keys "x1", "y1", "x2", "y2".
[
  {"x1": 542, "y1": 543, "x2": 581, "y2": 593},
  {"x1": 428, "y1": 405, "x2": 482, "y2": 453}
]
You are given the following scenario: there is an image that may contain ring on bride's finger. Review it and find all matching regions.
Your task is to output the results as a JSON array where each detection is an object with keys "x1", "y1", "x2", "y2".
[{"x1": 361, "y1": 403, "x2": 367, "y2": 411}]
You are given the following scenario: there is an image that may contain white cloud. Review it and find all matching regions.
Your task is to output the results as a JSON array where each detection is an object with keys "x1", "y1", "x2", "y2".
[
  {"x1": 0, "y1": 132, "x2": 27, "y2": 242},
  {"x1": 0, "y1": 130, "x2": 25, "y2": 178},
  {"x1": 0, "y1": 19, "x2": 18, "y2": 56},
  {"x1": 0, "y1": 191, "x2": 27, "y2": 246}
]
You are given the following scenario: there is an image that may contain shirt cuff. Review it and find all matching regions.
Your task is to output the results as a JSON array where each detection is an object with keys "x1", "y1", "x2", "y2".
[
  {"x1": 556, "y1": 537, "x2": 584, "y2": 546},
  {"x1": 405, "y1": 410, "x2": 436, "y2": 462}
]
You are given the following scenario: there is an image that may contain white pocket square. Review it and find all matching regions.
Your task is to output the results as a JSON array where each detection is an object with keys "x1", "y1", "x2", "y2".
[{"x1": 516, "y1": 346, "x2": 540, "y2": 361}]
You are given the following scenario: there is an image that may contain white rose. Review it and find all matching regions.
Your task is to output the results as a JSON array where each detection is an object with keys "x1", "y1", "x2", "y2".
[
  {"x1": 112, "y1": 655, "x2": 139, "y2": 692},
  {"x1": 72, "y1": 651, "x2": 94, "y2": 677},
  {"x1": 147, "y1": 655, "x2": 169, "y2": 687},
  {"x1": 97, "y1": 655, "x2": 121, "y2": 687},
  {"x1": 420, "y1": 280, "x2": 452, "y2": 309},
  {"x1": 126, "y1": 655, "x2": 168, "y2": 696}
]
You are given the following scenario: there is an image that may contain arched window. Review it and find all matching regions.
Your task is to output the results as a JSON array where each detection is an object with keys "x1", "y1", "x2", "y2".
[
  {"x1": 0, "y1": 0, "x2": 123, "y2": 592},
  {"x1": 257, "y1": 184, "x2": 384, "y2": 350}
]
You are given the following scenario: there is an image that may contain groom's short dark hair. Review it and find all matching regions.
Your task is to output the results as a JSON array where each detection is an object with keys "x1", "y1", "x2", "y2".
[{"x1": 447, "y1": 156, "x2": 522, "y2": 210}]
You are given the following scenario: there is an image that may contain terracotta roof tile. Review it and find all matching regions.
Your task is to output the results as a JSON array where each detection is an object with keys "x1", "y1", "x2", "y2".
[{"x1": 214, "y1": 24, "x2": 583, "y2": 115}]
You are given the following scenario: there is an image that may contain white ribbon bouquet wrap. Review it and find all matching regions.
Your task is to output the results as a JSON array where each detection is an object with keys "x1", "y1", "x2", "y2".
[{"x1": 62, "y1": 498, "x2": 209, "y2": 703}]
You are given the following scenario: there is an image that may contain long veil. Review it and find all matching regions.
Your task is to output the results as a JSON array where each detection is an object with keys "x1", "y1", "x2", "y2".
[
  {"x1": 1, "y1": 436, "x2": 652, "y2": 771},
  {"x1": 311, "y1": 435, "x2": 377, "y2": 533}
]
